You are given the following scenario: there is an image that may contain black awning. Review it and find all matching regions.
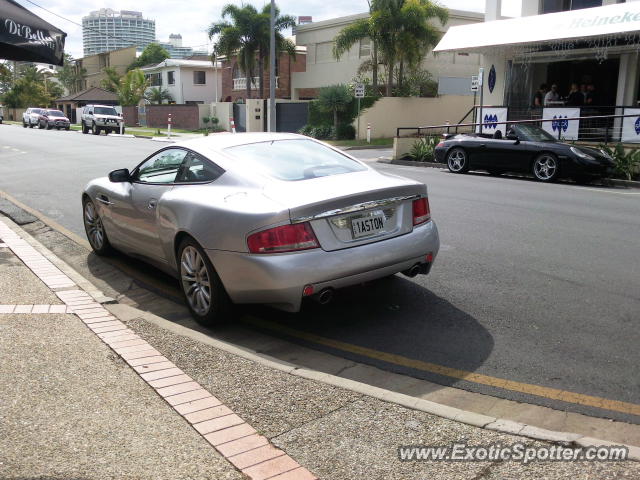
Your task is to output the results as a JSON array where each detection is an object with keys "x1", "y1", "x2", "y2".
[{"x1": 0, "y1": 0, "x2": 66, "y2": 65}]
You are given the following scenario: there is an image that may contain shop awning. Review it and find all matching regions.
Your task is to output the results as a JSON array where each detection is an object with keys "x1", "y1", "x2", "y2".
[
  {"x1": 434, "y1": 2, "x2": 640, "y2": 53},
  {"x1": 0, "y1": 0, "x2": 66, "y2": 65}
]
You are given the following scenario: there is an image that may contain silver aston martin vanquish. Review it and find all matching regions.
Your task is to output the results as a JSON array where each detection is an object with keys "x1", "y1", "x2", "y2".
[{"x1": 82, "y1": 133, "x2": 440, "y2": 324}]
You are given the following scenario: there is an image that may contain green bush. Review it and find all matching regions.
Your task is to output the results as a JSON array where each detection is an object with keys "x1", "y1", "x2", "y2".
[
  {"x1": 600, "y1": 143, "x2": 640, "y2": 180},
  {"x1": 336, "y1": 124, "x2": 356, "y2": 140},
  {"x1": 308, "y1": 95, "x2": 378, "y2": 127},
  {"x1": 409, "y1": 136, "x2": 439, "y2": 162},
  {"x1": 298, "y1": 124, "x2": 314, "y2": 136}
]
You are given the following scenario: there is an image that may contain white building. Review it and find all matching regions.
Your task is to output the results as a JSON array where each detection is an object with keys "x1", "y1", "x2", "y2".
[
  {"x1": 82, "y1": 9, "x2": 155, "y2": 56},
  {"x1": 158, "y1": 34, "x2": 208, "y2": 59},
  {"x1": 435, "y1": 0, "x2": 640, "y2": 113},
  {"x1": 291, "y1": 9, "x2": 484, "y2": 99},
  {"x1": 141, "y1": 59, "x2": 222, "y2": 105}
]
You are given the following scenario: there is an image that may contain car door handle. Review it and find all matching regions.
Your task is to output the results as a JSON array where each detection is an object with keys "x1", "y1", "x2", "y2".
[
  {"x1": 479, "y1": 144, "x2": 487, "y2": 148},
  {"x1": 96, "y1": 195, "x2": 113, "y2": 206},
  {"x1": 148, "y1": 199, "x2": 158, "y2": 209}
]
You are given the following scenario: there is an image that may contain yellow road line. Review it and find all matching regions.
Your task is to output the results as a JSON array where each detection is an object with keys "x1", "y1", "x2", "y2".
[{"x1": 244, "y1": 316, "x2": 640, "y2": 417}]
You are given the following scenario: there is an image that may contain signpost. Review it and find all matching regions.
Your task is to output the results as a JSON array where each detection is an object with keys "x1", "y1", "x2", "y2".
[
  {"x1": 478, "y1": 67, "x2": 484, "y2": 135},
  {"x1": 355, "y1": 83, "x2": 365, "y2": 140}
]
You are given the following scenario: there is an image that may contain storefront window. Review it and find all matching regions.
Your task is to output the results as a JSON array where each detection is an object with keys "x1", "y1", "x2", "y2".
[{"x1": 542, "y1": 0, "x2": 601, "y2": 13}]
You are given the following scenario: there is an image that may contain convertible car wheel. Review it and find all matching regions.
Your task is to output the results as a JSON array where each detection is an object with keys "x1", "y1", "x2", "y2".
[
  {"x1": 179, "y1": 238, "x2": 231, "y2": 326},
  {"x1": 532, "y1": 153, "x2": 559, "y2": 182},
  {"x1": 83, "y1": 199, "x2": 112, "y2": 255},
  {"x1": 447, "y1": 148, "x2": 469, "y2": 174}
]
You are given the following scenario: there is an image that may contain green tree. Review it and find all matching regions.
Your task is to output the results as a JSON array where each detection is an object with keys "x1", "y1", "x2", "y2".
[
  {"x1": 334, "y1": 0, "x2": 447, "y2": 96},
  {"x1": 144, "y1": 87, "x2": 173, "y2": 104},
  {"x1": 128, "y1": 43, "x2": 170, "y2": 71},
  {"x1": 56, "y1": 54, "x2": 86, "y2": 94},
  {"x1": 209, "y1": 4, "x2": 261, "y2": 101},
  {"x1": 317, "y1": 85, "x2": 353, "y2": 139},
  {"x1": 117, "y1": 69, "x2": 149, "y2": 106},
  {"x1": 100, "y1": 67, "x2": 122, "y2": 93},
  {"x1": 0, "y1": 62, "x2": 14, "y2": 96},
  {"x1": 254, "y1": 5, "x2": 296, "y2": 99}
]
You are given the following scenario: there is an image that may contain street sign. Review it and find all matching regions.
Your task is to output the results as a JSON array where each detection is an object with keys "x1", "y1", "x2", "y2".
[
  {"x1": 355, "y1": 83, "x2": 365, "y2": 98},
  {"x1": 471, "y1": 75, "x2": 479, "y2": 92},
  {"x1": 478, "y1": 67, "x2": 484, "y2": 86}
]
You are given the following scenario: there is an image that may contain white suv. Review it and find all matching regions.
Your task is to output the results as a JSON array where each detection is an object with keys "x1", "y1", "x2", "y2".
[
  {"x1": 81, "y1": 104, "x2": 125, "y2": 135},
  {"x1": 22, "y1": 107, "x2": 44, "y2": 128}
]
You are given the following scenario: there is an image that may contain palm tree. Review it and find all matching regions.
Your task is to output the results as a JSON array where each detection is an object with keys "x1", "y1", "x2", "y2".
[
  {"x1": 334, "y1": 0, "x2": 447, "y2": 96},
  {"x1": 317, "y1": 85, "x2": 353, "y2": 139},
  {"x1": 334, "y1": 0, "x2": 381, "y2": 94},
  {"x1": 101, "y1": 67, "x2": 121, "y2": 93},
  {"x1": 145, "y1": 87, "x2": 173, "y2": 104},
  {"x1": 208, "y1": 4, "x2": 261, "y2": 101},
  {"x1": 255, "y1": 5, "x2": 296, "y2": 99},
  {"x1": 117, "y1": 69, "x2": 149, "y2": 106}
]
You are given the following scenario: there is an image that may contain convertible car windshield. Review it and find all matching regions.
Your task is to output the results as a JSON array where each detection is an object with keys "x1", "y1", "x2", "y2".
[
  {"x1": 513, "y1": 124, "x2": 557, "y2": 143},
  {"x1": 224, "y1": 139, "x2": 367, "y2": 181}
]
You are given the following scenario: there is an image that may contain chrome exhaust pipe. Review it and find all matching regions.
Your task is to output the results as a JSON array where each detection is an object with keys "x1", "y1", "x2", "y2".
[
  {"x1": 315, "y1": 288, "x2": 334, "y2": 305},
  {"x1": 403, "y1": 264, "x2": 422, "y2": 278}
]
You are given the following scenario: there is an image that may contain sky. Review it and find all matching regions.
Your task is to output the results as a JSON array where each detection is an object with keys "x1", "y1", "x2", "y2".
[{"x1": 15, "y1": 0, "x2": 523, "y2": 59}]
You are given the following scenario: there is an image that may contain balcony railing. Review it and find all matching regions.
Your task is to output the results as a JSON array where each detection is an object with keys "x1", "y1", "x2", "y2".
[{"x1": 233, "y1": 76, "x2": 279, "y2": 91}]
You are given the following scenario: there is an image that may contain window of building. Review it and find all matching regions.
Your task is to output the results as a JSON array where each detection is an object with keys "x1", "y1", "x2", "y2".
[
  {"x1": 145, "y1": 72, "x2": 162, "y2": 86},
  {"x1": 193, "y1": 71, "x2": 206, "y2": 85},
  {"x1": 315, "y1": 42, "x2": 335, "y2": 63},
  {"x1": 541, "y1": 0, "x2": 601, "y2": 13},
  {"x1": 168, "y1": 71, "x2": 175, "y2": 85},
  {"x1": 359, "y1": 38, "x2": 371, "y2": 58}
]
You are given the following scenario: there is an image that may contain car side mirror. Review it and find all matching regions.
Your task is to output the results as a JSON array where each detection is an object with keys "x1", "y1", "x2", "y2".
[{"x1": 108, "y1": 168, "x2": 131, "y2": 183}]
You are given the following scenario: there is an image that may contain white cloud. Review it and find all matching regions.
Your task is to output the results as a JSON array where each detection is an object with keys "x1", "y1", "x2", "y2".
[{"x1": 15, "y1": 0, "x2": 512, "y2": 59}]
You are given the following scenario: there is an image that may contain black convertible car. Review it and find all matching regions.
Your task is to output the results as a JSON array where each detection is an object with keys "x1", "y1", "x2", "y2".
[{"x1": 434, "y1": 124, "x2": 615, "y2": 182}]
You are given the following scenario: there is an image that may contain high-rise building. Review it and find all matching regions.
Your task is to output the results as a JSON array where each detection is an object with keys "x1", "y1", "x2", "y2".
[
  {"x1": 158, "y1": 34, "x2": 208, "y2": 59},
  {"x1": 82, "y1": 9, "x2": 155, "y2": 56}
]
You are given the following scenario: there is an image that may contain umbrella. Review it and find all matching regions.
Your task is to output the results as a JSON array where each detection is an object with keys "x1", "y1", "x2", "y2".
[{"x1": 0, "y1": 0, "x2": 66, "y2": 65}]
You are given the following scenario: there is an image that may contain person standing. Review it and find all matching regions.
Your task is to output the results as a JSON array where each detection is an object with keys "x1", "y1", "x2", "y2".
[
  {"x1": 544, "y1": 84, "x2": 560, "y2": 105},
  {"x1": 586, "y1": 84, "x2": 598, "y2": 105},
  {"x1": 566, "y1": 83, "x2": 584, "y2": 106},
  {"x1": 533, "y1": 83, "x2": 548, "y2": 107}
]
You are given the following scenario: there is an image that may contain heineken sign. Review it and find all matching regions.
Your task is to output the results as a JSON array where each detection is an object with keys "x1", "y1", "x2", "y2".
[{"x1": 569, "y1": 11, "x2": 640, "y2": 29}]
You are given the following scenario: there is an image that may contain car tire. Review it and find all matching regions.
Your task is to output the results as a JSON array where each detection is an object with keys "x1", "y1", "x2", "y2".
[
  {"x1": 92, "y1": 122, "x2": 100, "y2": 135},
  {"x1": 56, "y1": 126, "x2": 60, "y2": 130},
  {"x1": 446, "y1": 148, "x2": 469, "y2": 174},
  {"x1": 104, "y1": 129, "x2": 109, "y2": 135},
  {"x1": 178, "y1": 237, "x2": 232, "y2": 326},
  {"x1": 82, "y1": 122, "x2": 89, "y2": 134},
  {"x1": 82, "y1": 198, "x2": 113, "y2": 256},
  {"x1": 65, "y1": 126, "x2": 70, "y2": 131},
  {"x1": 532, "y1": 153, "x2": 559, "y2": 182},
  {"x1": 22, "y1": 121, "x2": 27, "y2": 128},
  {"x1": 47, "y1": 123, "x2": 53, "y2": 130},
  {"x1": 29, "y1": 122, "x2": 34, "y2": 128}
]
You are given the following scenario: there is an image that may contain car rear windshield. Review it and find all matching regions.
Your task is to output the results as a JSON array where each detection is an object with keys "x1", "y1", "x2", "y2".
[
  {"x1": 95, "y1": 107, "x2": 117, "y2": 115},
  {"x1": 224, "y1": 139, "x2": 367, "y2": 181},
  {"x1": 47, "y1": 110, "x2": 64, "y2": 117}
]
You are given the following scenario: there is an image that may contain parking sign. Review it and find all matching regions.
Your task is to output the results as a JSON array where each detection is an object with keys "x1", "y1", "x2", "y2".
[{"x1": 471, "y1": 75, "x2": 479, "y2": 92}]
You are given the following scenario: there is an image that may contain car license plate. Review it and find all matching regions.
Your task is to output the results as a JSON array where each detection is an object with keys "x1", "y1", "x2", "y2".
[{"x1": 351, "y1": 214, "x2": 385, "y2": 239}]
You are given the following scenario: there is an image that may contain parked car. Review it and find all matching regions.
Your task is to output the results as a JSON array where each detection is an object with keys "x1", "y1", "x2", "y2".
[
  {"x1": 82, "y1": 133, "x2": 440, "y2": 324},
  {"x1": 38, "y1": 109, "x2": 71, "y2": 130},
  {"x1": 22, "y1": 107, "x2": 44, "y2": 128},
  {"x1": 0, "y1": 105, "x2": 4, "y2": 124},
  {"x1": 434, "y1": 124, "x2": 616, "y2": 182},
  {"x1": 81, "y1": 104, "x2": 124, "y2": 135}
]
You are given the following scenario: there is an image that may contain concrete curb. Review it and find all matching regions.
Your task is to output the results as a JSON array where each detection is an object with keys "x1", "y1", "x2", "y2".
[
  {"x1": 340, "y1": 144, "x2": 393, "y2": 151},
  {"x1": 2, "y1": 215, "x2": 638, "y2": 461},
  {"x1": 387, "y1": 159, "x2": 446, "y2": 169}
]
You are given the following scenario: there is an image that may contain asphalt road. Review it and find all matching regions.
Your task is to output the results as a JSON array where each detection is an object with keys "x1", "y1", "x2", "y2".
[{"x1": 1, "y1": 125, "x2": 639, "y2": 422}]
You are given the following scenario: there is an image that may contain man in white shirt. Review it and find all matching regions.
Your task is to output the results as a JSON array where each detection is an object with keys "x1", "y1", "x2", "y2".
[{"x1": 544, "y1": 84, "x2": 560, "y2": 105}]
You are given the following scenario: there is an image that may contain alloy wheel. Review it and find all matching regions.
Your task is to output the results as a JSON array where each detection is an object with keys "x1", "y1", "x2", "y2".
[
  {"x1": 533, "y1": 154, "x2": 557, "y2": 181},
  {"x1": 447, "y1": 149, "x2": 466, "y2": 172},
  {"x1": 83, "y1": 201, "x2": 105, "y2": 250},
  {"x1": 181, "y1": 246, "x2": 212, "y2": 316}
]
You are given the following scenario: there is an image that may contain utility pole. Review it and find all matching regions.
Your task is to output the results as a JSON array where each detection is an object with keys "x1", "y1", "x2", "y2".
[{"x1": 269, "y1": 0, "x2": 276, "y2": 132}]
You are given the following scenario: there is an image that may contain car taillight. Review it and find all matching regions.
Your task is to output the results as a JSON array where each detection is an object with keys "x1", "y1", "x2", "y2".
[
  {"x1": 412, "y1": 197, "x2": 431, "y2": 225},
  {"x1": 247, "y1": 222, "x2": 319, "y2": 254}
]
